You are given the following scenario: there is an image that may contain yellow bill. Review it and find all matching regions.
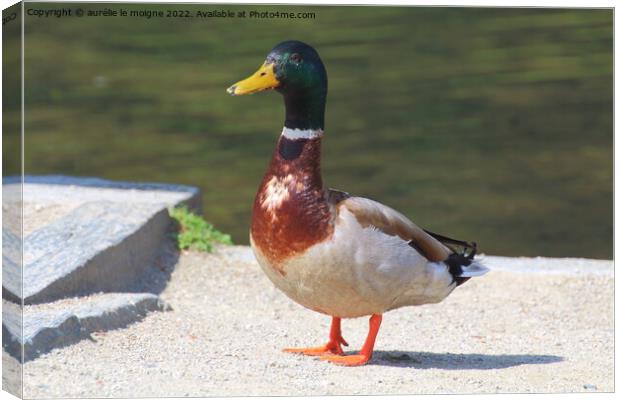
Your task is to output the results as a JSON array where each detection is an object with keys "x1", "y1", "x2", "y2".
[{"x1": 227, "y1": 62, "x2": 280, "y2": 96}]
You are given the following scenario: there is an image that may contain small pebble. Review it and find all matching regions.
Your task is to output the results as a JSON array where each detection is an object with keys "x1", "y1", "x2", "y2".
[{"x1": 583, "y1": 384, "x2": 597, "y2": 390}]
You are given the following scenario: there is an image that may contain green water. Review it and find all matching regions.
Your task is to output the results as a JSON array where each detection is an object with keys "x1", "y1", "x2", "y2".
[{"x1": 8, "y1": 4, "x2": 612, "y2": 258}]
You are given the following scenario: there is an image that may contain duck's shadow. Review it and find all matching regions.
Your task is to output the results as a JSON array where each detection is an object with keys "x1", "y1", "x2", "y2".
[{"x1": 371, "y1": 350, "x2": 563, "y2": 370}]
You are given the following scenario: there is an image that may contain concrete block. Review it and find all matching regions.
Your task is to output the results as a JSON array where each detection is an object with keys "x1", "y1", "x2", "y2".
[
  {"x1": 3, "y1": 293, "x2": 170, "y2": 361},
  {"x1": 2, "y1": 176, "x2": 201, "y2": 304}
]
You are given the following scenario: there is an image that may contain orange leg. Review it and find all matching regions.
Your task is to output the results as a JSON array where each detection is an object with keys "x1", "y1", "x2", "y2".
[
  {"x1": 283, "y1": 317, "x2": 349, "y2": 356},
  {"x1": 320, "y1": 314, "x2": 382, "y2": 366}
]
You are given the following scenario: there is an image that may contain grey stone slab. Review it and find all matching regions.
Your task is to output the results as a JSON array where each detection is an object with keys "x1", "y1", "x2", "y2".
[
  {"x1": 2, "y1": 176, "x2": 201, "y2": 304},
  {"x1": 2, "y1": 301, "x2": 22, "y2": 363},
  {"x1": 22, "y1": 202, "x2": 169, "y2": 304},
  {"x1": 9, "y1": 175, "x2": 201, "y2": 212},
  {"x1": 2, "y1": 229, "x2": 21, "y2": 301},
  {"x1": 2, "y1": 293, "x2": 170, "y2": 362},
  {"x1": 2, "y1": 179, "x2": 24, "y2": 394},
  {"x1": 3, "y1": 180, "x2": 23, "y2": 310}
]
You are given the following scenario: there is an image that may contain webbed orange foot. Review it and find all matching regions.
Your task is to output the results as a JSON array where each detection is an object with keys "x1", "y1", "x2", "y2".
[
  {"x1": 319, "y1": 314, "x2": 382, "y2": 367},
  {"x1": 283, "y1": 316, "x2": 348, "y2": 356},
  {"x1": 320, "y1": 353, "x2": 370, "y2": 366},
  {"x1": 283, "y1": 340, "x2": 345, "y2": 356}
]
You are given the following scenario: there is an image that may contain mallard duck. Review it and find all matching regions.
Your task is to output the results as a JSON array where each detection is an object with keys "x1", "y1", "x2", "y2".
[{"x1": 227, "y1": 40, "x2": 488, "y2": 366}]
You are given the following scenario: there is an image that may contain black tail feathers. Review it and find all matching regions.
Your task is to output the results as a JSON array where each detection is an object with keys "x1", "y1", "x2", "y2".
[
  {"x1": 445, "y1": 253, "x2": 474, "y2": 286},
  {"x1": 423, "y1": 229, "x2": 482, "y2": 287}
]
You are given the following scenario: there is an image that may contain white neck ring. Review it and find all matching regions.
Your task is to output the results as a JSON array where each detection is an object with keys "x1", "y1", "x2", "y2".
[{"x1": 281, "y1": 127, "x2": 324, "y2": 140}]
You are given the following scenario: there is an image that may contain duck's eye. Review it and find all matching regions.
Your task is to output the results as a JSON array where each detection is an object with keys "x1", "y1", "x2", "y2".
[{"x1": 290, "y1": 53, "x2": 302, "y2": 63}]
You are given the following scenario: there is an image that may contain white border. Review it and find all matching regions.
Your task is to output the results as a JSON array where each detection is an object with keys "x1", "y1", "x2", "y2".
[{"x1": 0, "y1": 2, "x2": 616, "y2": 400}]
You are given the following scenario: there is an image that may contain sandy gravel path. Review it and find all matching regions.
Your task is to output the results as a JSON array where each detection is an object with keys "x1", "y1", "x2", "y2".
[{"x1": 20, "y1": 246, "x2": 613, "y2": 397}]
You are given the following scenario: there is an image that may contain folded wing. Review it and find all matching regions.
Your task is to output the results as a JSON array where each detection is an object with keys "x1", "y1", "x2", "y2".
[{"x1": 332, "y1": 193, "x2": 452, "y2": 262}]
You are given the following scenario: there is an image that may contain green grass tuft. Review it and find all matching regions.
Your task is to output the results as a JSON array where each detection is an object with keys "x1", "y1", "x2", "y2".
[{"x1": 170, "y1": 206, "x2": 233, "y2": 252}]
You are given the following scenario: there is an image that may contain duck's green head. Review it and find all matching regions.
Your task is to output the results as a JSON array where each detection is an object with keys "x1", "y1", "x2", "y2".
[{"x1": 227, "y1": 40, "x2": 328, "y2": 131}]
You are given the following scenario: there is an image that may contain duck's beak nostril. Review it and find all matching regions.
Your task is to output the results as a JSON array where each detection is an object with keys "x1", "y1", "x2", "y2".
[{"x1": 227, "y1": 62, "x2": 279, "y2": 96}]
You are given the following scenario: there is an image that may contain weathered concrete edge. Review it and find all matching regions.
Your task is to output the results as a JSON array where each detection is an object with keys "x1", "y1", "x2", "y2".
[
  {"x1": 4, "y1": 175, "x2": 199, "y2": 196},
  {"x1": 3, "y1": 294, "x2": 170, "y2": 362},
  {"x1": 2, "y1": 229, "x2": 21, "y2": 303},
  {"x1": 3, "y1": 181, "x2": 202, "y2": 304},
  {"x1": 478, "y1": 255, "x2": 612, "y2": 276},
  {"x1": 3, "y1": 174, "x2": 202, "y2": 214},
  {"x1": 23, "y1": 207, "x2": 171, "y2": 304}
]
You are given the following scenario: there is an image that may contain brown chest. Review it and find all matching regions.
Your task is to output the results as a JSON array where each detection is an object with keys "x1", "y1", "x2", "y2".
[{"x1": 250, "y1": 136, "x2": 333, "y2": 273}]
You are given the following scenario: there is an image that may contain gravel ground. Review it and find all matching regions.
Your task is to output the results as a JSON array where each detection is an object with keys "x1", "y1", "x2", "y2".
[{"x1": 18, "y1": 246, "x2": 613, "y2": 397}]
